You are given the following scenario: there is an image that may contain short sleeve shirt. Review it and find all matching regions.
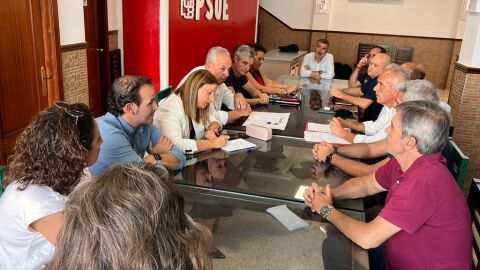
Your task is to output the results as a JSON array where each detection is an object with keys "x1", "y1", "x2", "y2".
[
  {"x1": 0, "y1": 183, "x2": 66, "y2": 270},
  {"x1": 375, "y1": 153, "x2": 472, "y2": 269},
  {"x1": 225, "y1": 68, "x2": 251, "y2": 98}
]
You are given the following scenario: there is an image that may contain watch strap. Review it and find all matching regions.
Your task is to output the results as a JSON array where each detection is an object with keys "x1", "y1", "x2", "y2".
[{"x1": 319, "y1": 205, "x2": 333, "y2": 219}]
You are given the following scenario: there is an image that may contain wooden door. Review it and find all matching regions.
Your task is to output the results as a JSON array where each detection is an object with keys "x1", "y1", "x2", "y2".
[
  {"x1": 84, "y1": 0, "x2": 110, "y2": 116},
  {"x1": 0, "y1": 0, "x2": 62, "y2": 164}
]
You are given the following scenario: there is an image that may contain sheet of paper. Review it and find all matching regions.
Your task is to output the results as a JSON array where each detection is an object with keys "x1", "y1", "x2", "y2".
[
  {"x1": 304, "y1": 131, "x2": 351, "y2": 144},
  {"x1": 221, "y1": 138, "x2": 258, "y2": 153},
  {"x1": 294, "y1": 185, "x2": 310, "y2": 201},
  {"x1": 307, "y1": 122, "x2": 331, "y2": 133},
  {"x1": 242, "y1": 111, "x2": 290, "y2": 130}
]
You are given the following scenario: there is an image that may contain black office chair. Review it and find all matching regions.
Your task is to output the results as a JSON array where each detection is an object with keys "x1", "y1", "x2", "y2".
[{"x1": 155, "y1": 85, "x2": 173, "y2": 103}]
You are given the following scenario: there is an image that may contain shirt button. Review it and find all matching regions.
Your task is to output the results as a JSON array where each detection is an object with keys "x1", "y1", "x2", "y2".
[{"x1": 396, "y1": 180, "x2": 400, "y2": 184}]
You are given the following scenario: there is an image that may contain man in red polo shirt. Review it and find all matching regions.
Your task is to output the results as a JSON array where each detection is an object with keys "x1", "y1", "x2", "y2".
[{"x1": 304, "y1": 100, "x2": 471, "y2": 269}]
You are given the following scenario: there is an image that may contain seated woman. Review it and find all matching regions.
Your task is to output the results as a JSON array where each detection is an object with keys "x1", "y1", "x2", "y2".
[
  {"x1": 246, "y1": 43, "x2": 298, "y2": 95},
  {"x1": 46, "y1": 162, "x2": 212, "y2": 270},
  {"x1": 0, "y1": 102, "x2": 102, "y2": 270},
  {"x1": 154, "y1": 69, "x2": 229, "y2": 153}
]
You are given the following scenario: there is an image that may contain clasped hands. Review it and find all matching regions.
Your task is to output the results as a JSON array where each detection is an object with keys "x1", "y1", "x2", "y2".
[{"x1": 303, "y1": 183, "x2": 333, "y2": 214}]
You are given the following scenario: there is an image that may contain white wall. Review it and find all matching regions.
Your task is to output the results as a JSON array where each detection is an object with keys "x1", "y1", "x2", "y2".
[
  {"x1": 261, "y1": 0, "x2": 464, "y2": 39},
  {"x1": 57, "y1": 0, "x2": 85, "y2": 45},
  {"x1": 260, "y1": 0, "x2": 314, "y2": 29},
  {"x1": 107, "y1": 0, "x2": 118, "y2": 31}
]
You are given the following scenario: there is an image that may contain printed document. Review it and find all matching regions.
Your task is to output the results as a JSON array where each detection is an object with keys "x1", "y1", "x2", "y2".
[{"x1": 242, "y1": 112, "x2": 290, "y2": 130}]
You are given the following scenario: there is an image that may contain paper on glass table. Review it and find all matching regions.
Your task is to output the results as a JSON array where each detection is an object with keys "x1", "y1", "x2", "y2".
[
  {"x1": 304, "y1": 131, "x2": 351, "y2": 144},
  {"x1": 242, "y1": 111, "x2": 290, "y2": 130},
  {"x1": 221, "y1": 138, "x2": 258, "y2": 153},
  {"x1": 266, "y1": 205, "x2": 309, "y2": 231}
]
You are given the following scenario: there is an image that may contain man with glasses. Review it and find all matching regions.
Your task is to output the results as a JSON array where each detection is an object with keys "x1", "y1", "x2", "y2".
[
  {"x1": 89, "y1": 75, "x2": 186, "y2": 176},
  {"x1": 329, "y1": 65, "x2": 409, "y2": 143},
  {"x1": 225, "y1": 45, "x2": 269, "y2": 105},
  {"x1": 305, "y1": 101, "x2": 471, "y2": 269},
  {"x1": 176, "y1": 46, "x2": 251, "y2": 126},
  {"x1": 300, "y1": 39, "x2": 335, "y2": 80}
]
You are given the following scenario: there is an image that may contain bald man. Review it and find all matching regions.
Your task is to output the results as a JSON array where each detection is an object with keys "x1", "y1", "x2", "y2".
[
  {"x1": 401, "y1": 62, "x2": 425, "y2": 80},
  {"x1": 329, "y1": 53, "x2": 391, "y2": 122}
]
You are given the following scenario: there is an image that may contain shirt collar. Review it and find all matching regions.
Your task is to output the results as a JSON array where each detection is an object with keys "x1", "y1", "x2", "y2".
[{"x1": 395, "y1": 152, "x2": 445, "y2": 179}]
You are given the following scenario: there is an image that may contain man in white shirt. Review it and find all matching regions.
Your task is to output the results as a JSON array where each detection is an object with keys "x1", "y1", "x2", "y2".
[
  {"x1": 300, "y1": 39, "x2": 335, "y2": 80},
  {"x1": 329, "y1": 65, "x2": 409, "y2": 143},
  {"x1": 177, "y1": 46, "x2": 251, "y2": 126}
]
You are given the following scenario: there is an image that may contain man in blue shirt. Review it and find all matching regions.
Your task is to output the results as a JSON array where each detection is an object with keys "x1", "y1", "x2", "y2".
[{"x1": 89, "y1": 75, "x2": 185, "y2": 176}]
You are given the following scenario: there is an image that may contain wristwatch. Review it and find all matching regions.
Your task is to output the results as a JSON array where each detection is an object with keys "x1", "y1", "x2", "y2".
[
  {"x1": 325, "y1": 146, "x2": 337, "y2": 164},
  {"x1": 153, "y1": 153, "x2": 162, "y2": 166},
  {"x1": 325, "y1": 152, "x2": 334, "y2": 164},
  {"x1": 318, "y1": 205, "x2": 334, "y2": 219}
]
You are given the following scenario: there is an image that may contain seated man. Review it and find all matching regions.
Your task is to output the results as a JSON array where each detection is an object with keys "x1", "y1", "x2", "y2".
[
  {"x1": 401, "y1": 62, "x2": 451, "y2": 113},
  {"x1": 305, "y1": 100, "x2": 472, "y2": 269},
  {"x1": 329, "y1": 53, "x2": 391, "y2": 122},
  {"x1": 348, "y1": 45, "x2": 386, "y2": 88},
  {"x1": 400, "y1": 61, "x2": 425, "y2": 80},
  {"x1": 329, "y1": 65, "x2": 409, "y2": 143},
  {"x1": 89, "y1": 75, "x2": 186, "y2": 176},
  {"x1": 225, "y1": 45, "x2": 269, "y2": 105},
  {"x1": 177, "y1": 46, "x2": 251, "y2": 126},
  {"x1": 300, "y1": 39, "x2": 335, "y2": 80},
  {"x1": 313, "y1": 80, "x2": 441, "y2": 177}
]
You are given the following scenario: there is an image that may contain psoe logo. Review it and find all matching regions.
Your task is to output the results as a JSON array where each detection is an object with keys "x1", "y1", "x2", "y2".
[{"x1": 180, "y1": 0, "x2": 229, "y2": 21}]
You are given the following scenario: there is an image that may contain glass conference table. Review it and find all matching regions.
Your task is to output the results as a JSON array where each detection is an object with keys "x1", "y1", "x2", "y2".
[
  {"x1": 174, "y1": 76, "x2": 368, "y2": 269},
  {"x1": 226, "y1": 75, "x2": 352, "y2": 138}
]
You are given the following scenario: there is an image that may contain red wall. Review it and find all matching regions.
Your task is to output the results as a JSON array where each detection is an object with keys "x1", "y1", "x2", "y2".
[
  {"x1": 122, "y1": 1, "x2": 258, "y2": 90},
  {"x1": 122, "y1": 0, "x2": 160, "y2": 90},
  {"x1": 169, "y1": 0, "x2": 258, "y2": 87}
]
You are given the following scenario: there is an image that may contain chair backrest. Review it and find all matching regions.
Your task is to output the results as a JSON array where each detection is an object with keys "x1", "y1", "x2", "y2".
[
  {"x1": 0, "y1": 165, "x2": 5, "y2": 196},
  {"x1": 467, "y1": 180, "x2": 480, "y2": 269},
  {"x1": 395, "y1": 46, "x2": 414, "y2": 64},
  {"x1": 155, "y1": 86, "x2": 173, "y2": 103},
  {"x1": 449, "y1": 139, "x2": 469, "y2": 188}
]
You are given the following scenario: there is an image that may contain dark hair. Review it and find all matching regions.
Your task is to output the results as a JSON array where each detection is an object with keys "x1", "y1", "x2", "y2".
[
  {"x1": 108, "y1": 75, "x2": 153, "y2": 116},
  {"x1": 410, "y1": 68, "x2": 426, "y2": 80},
  {"x1": 317, "y1": 39, "x2": 329, "y2": 46},
  {"x1": 47, "y1": 162, "x2": 212, "y2": 270},
  {"x1": 4, "y1": 103, "x2": 94, "y2": 195},
  {"x1": 371, "y1": 45, "x2": 387, "y2": 54},
  {"x1": 248, "y1": 43, "x2": 267, "y2": 54}
]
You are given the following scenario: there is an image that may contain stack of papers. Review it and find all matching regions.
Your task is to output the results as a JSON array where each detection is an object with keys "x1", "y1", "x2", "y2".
[
  {"x1": 242, "y1": 112, "x2": 290, "y2": 130},
  {"x1": 304, "y1": 122, "x2": 351, "y2": 144}
]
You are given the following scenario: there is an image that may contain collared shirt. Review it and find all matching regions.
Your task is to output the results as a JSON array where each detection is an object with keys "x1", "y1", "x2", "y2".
[
  {"x1": 177, "y1": 65, "x2": 235, "y2": 125},
  {"x1": 89, "y1": 113, "x2": 185, "y2": 176},
  {"x1": 375, "y1": 153, "x2": 472, "y2": 270},
  {"x1": 353, "y1": 106, "x2": 396, "y2": 143},
  {"x1": 300, "y1": 52, "x2": 335, "y2": 79}
]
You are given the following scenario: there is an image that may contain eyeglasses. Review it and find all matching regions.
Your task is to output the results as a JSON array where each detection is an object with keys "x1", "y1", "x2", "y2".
[{"x1": 54, "y1": 101, "x2": 83, "y2": 125}]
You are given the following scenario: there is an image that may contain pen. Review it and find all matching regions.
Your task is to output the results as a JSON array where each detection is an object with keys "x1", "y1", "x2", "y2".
[{"x1": 214, "y1": 129, "x2": 221, "y2": 137}]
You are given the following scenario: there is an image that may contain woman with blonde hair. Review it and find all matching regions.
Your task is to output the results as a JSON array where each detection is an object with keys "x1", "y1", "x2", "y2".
[
  {"x1": 154, "y1": 69, "x2": 229, "y2": 153},
  {"x1": 0, "y1": 102, "x2": 102, "y2": 269},
  {"x1": 47, "y1": 162, "x2": 212, "y2": 270}
]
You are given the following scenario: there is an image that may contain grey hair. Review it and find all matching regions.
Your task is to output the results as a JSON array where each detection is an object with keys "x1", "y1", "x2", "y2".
[
  {"x1": 234, "y1": 45, "x2": 255, "y2": 60},
  {"x1": 384, "y1": 64, "x2": 410, "y2": 83},
  {"x1": 396, "y1": 100, "x2": 450, "y2": 154},
  {"x1": 399, "y1": 80, "x2": 440, "y2": 103},
  {"x1": 205, "y1": 46, "x2": 230, "y2": 64}
]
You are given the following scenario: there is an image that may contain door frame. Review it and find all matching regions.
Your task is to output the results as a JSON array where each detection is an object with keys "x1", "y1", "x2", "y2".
[{"x1": 41, "y1": 0, "x2": 63, "y2": 105}]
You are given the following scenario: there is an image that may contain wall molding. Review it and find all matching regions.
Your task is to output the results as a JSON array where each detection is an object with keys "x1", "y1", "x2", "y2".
[
  {"x1": 455, "y1": 63, "x2": 480, "y2": 74},
  {"x1": 259, "y1": 7, "x2": 462, "y2": 41},
  {"x1": 60, "y1": 42, "x2": 87, "y2": 52}
]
